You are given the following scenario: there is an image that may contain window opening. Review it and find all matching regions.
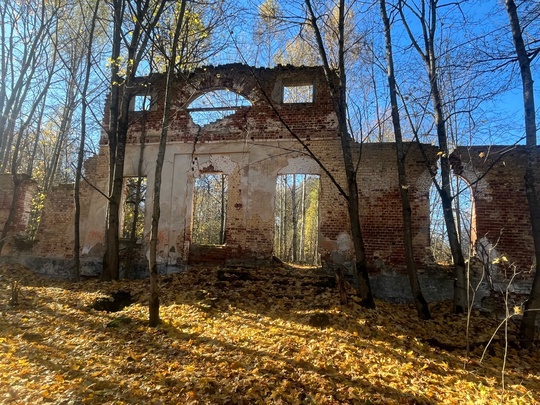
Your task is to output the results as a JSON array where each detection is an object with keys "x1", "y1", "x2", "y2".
[
  {"x1": 283, "y1": 84, "x2": 314, "y2": 104},
  {"x1": 187, "y1": 89, "x2": 251, "y2": 127},
  {"x1": 430, "y1": 175, "x2": 475, "y2": 264},
  {"x1": 192, "y1": 173, "x2": 228, "y2": 245},
  {"x1": 132, "y1": 95, "x2": 153, "y2": 112},
  {"x1": 121, "y1": 177, "x2": 147, "y2": 240},
  {"x1": 274, "y1": 174, "x2": 320, "y2": 266}
]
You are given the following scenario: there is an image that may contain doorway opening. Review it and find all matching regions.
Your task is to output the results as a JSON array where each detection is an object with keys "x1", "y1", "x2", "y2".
[
  {"x1": 274, "y1": 174, "x2": 320, "y2": 266},
  {"x1": 192, "y1": 173, "x2": 228, "y2": 245}
]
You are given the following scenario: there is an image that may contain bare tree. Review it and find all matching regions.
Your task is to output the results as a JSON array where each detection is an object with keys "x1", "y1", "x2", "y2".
[
  {"x1": 380, "y1": 0, "x2": 431, "y2": 319},
  {"x1": 0, "y1": 0, "x2": 59, "y2": 170},
  {"x1": 397, "y1": 0, "x2": 468, "y2": 313},
  {"x1": 149, "y1": 0, "x2": 187, "y2": 327},
  {"x1": 305, "y1": 0, "x2": 374, "y2": 307},
  {"x1": 74, "y1": 0, "x2": 102, "y2": 281},
  {"x1": 504, "y1": 0, "x2": 540, "y2": 348}
]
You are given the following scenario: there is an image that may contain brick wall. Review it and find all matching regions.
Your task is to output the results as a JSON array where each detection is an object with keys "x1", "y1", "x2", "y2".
[
  {"x1": 101, "y1": 64, "x2": 338, "y2": 146},
  {"x1": 0, "y1": 174, "x2": 36, "y2": 254},
  {"x1": 452, "y1": 146, "x2": 540, "y2": 272},
  {"x1": 32, "y1": 184, "x2": 75, "y2": 257},
  {"x1": 3, "y1": 65, "x2": 537, "y2": 281}
]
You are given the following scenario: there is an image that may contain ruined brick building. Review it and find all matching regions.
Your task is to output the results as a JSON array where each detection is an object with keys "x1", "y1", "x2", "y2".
[{"x1": 0, "y1": 64, "x2": 538, "y2": 300}]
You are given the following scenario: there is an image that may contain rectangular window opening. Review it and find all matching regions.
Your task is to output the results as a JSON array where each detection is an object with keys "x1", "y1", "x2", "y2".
[
  {"x1": 283, "y1": 84, "x2": 314, "y2": 104},
  {"x1": 274, "y1": 174, "x2": 320, "y2": 266},
  {"x1": 192, "y1": 173, "x2": 228, "y2": 245},
  {"x1": 121, "y1": 177, "x2": 147, "y2": 240},
  {"x1": 132, "y1": 95, "x2": 153, "y2": 111}
]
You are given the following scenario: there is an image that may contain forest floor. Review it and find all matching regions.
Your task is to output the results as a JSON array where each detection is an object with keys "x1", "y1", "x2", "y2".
[{"x1": 1, "y1": 263, "x2": 539, "y2": 404}]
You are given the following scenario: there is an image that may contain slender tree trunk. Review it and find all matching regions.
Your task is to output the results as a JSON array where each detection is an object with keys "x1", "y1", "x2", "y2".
[
  {"x1": 103, "y1": 0, "x2": 167, "y2": 281},
  {"x1": 149, "y1": 0, "x2": 187, "y2": 327},
  {"x1": 219, "y1": 174, "x2": 226, "y2": 244},
  {"x1": 291, "y1": 175, "x2": 298, "y2": 262},
  {"x1": 300, "y1": 175, "x2": 306, "y2": 262},
  {"x1": 279, "y1": 177, "x2": 285, "y2": 258},
  {"x1": 27, "y1": 97, "x2": 47, "y2": 177},
  {"x1": 380, "y1": 0, "x2": 431, "y2": 320},
  {"x1": 74, "y1": 0, "x2": 100, "y2": 281},
  {"x1": 398, "y1": 0, "x2": 467, "y2": 313},
  {"x1": 305, "y1": 0, "x2": 374, "y2": 307},
  {"x1": 505, "y1": 0, "x2": 540, "y2": 348},
  {"x1": 124, "y1": 113, "x2": 147, "y2": 280},
  {"x1": 282, "y1": 177, "x2": 286, "y2": 258},
  {"x1": 44, "y1": 77, "x2": 77, "y2": 191}
]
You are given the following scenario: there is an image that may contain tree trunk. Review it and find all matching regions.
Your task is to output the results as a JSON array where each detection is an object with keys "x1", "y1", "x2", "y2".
[
  {"x1": 291, "y1": 175, "x2": 298, "y2": 262},
  {"x1": 102, "y1": 0, "x2": 166, "y2": 281},
  {"x1": 149, "y1": 0, "x2": 187, "y2": 327},
  {"x1": 305, "y1": 0, "x2": 374, "y2": 308},
  {"x1": 220, "y1": 174, "x2": 226, "y2": 244},
  {"x1": 123, "y1": 114, "x2": 147, "y2": 280},
  {"x1": 300, "y1": 175, "x2": 306, "y2": 263},
  {"x1": 505, "y1": 0, "x2": 540, "y2": 348},
  {"x1": 398, "y1": 0, "x2": 467, "y2": 314},
  {"x1": 74, "y1": 0, "x2": 100, "y2": 281},
  {"x1": 380, "y1": 0, "x2": 431, "y2": 320}
]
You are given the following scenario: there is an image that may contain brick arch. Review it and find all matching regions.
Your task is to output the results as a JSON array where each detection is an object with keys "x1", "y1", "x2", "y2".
[{"x1": 185, "y1": 87, "x2": 253, "y2": 107}]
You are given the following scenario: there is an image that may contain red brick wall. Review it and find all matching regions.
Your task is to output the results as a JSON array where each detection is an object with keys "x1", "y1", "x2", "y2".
[
  {"x1": 6, "y1": 65, "x2": 535, "y2": 279},
  {"x1": 32, "y1": 184, "x2": 75, "y2": 257},
  {"x1": 0, "y1": 174, "x2": 36, "y2": 254},
  {"x1": 101, "y1": 65, "x2": 338, "y2": 145},
  {"x1": 451, "y1": 146, "x2": 540, "y2": 271}
]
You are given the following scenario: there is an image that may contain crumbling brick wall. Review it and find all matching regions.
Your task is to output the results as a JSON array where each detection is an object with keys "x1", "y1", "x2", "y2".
[
  {"x1": 0, "y1": 174, "x2": 36, "y2": 254},
  {"x1": 31, "y1": 153, "x2": 108, "y2": 259},
  {"x1": 3, "y1": 65, "x2": 537, "y2": 279},
  {"x1": 97, "y1": 64, "x2": 439, "y2": 269},
  {"x1": 451, "y1": 146, "x2": 540, "y2": 272}
]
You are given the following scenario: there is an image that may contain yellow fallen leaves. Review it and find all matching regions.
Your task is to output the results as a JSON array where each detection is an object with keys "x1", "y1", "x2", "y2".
[{"x1": 0, "y1": 263, "x2": 539, "y2": 404}]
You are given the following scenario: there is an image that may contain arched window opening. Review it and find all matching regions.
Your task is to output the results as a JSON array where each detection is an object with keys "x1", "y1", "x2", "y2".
[
  {"x1": 430, "y1": 176, "x2": 475, "y2": 264},
  {"x1": 274, "y1": 174, "x2": 320, "y2": 266},
  {"x1": 187, "y1": 89, "x2": 251, "y2": 127}
]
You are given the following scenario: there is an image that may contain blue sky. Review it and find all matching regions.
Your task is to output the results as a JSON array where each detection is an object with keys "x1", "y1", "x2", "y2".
[{"x1": 220, "y1": 0, "x2": 537, "y2": 146}]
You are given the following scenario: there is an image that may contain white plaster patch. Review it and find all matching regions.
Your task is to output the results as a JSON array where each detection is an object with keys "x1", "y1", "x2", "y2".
[
  {"x1": 192, "y1": 154, "x2": 238, "y2": 177},
  {"x1": 278, "y1": 156, "x2": 320, "y2": 175},
  {"x1": 336, "y1": 232, "x2": 353, "y2": 253}
]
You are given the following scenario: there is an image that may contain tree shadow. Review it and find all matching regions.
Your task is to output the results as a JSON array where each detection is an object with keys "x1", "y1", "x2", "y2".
[{"x1": 1, "y1": 263, "x2": 539, "y2": 403}]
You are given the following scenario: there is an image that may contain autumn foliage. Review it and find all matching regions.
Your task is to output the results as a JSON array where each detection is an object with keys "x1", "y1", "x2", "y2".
[{"x1": 1, "y1": 263, "x2": 539, "y2": 404}]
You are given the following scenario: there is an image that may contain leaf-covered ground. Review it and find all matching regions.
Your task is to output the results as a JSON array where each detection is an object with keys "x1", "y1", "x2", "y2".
[{"x1": 1, "y1": 263, "x2": 539, "y2": 404}]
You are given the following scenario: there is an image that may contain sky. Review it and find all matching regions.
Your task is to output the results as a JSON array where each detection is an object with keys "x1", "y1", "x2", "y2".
[{"x1": 219, "y1": 0, "x2": 537, "y2": 146}]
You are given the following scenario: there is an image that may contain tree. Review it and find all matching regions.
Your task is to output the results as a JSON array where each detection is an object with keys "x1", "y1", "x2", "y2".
[
  {"x1": 397, "y1": 0, "x2": 468, "y2": 313},
  {"x1": 75, "y1": 0, "x2": 102, "y2": 281},
  {"x1": 102, "y1": 0, "x2": 168, "y2": 281},
  {"x1": 255, "y1": 0, "x2": 281, "y2": 67},
  {"x1": 380, "y1": 0, "x2": 431, "y2": 319},
  {"x1": 504, "y1": 0, "x2": 540, "y2": 348},
  {"x1": 305, "y1": 0, "x2": 374, "y2": 308},
  {"x1": 0, "y1": 0, "x2": 59, "y2": 172},
  {"x1": 0, "y1": 0, "x2": 60, "y2": 253},
  {"x1": 149, "y1": 0, "x2": 188, "y2": 327}
]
